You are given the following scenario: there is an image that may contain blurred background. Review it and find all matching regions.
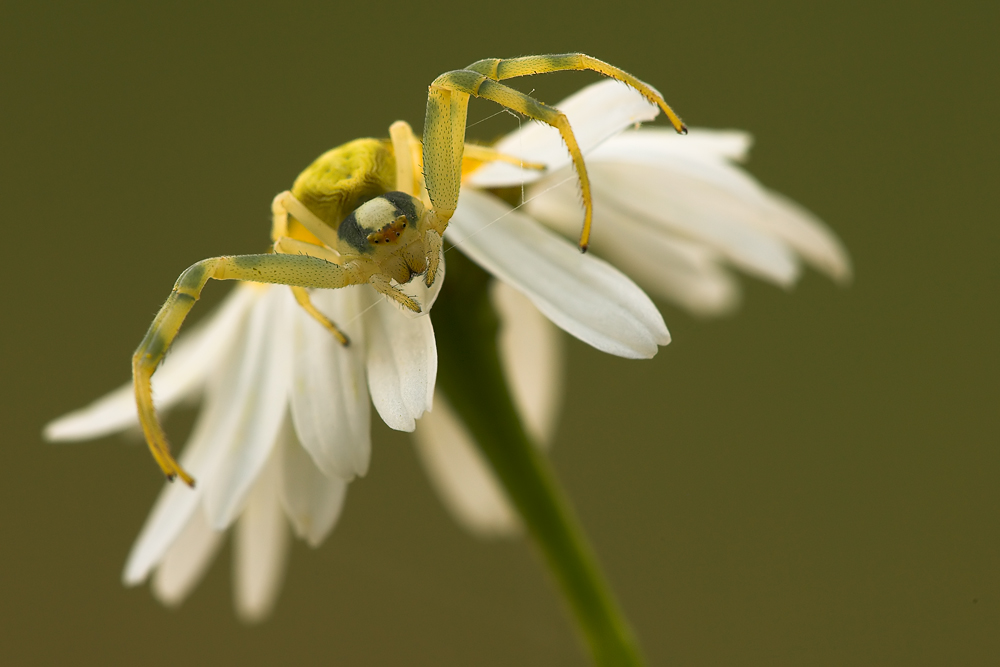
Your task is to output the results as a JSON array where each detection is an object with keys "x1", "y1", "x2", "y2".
[{"x1": 1, "y1": 0, "x2": 996, "y2": 664}]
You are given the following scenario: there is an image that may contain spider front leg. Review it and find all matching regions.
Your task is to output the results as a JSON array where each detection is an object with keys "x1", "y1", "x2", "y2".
[
  {"x1": 423, "y1": 71, "x2": 598, "y2": 249},
  {"x1": 422, "y1": 54, "x2": 687, "y2": 251},
  {"x1": 133, "y1": 253, "x2": 369, "y2": 485},
  {"x1": 389, "y1": 116, "x2": 545, "y2": 279},
  {"x1": 388, "y1": 120, "x2": 447, "y2": 288},
  {"x1": 465, "y1": 53, "x2": 687, "y2": 135}
]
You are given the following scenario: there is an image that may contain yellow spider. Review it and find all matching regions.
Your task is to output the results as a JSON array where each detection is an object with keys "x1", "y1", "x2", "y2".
[{"x1": 133, "y1": 53, "x2": 687, "y2": 486}]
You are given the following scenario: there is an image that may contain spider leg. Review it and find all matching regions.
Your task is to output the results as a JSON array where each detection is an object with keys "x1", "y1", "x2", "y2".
[
  {"x1": 465, "y1": 53, "x2": 687, "y2": 135},
  {"x1": 271, "y1": 200, "x2": 352, "y2": 345},
  {"x1": 273, "y1": 236, "x2": 342, "y2": 263},
  {"x1": 389, "y1": 120, "x2": 446, "y2": 287},
  {"x1": 272, "y1": 190, "x2": 340, "y2": 249},
  {"x1": 406, "y1": 135, "x2": 544, "y2": 283},
  {"x1": 460, "y1": 144, "x2": 547, "y2": 174},
  {"x1": 133, "y1": 253, "x2": 370, "y2": 485},
  {"x1": 422, "y1": 81, "x2": 470, "y2": 231},
  {"x1": 367, "y1": 273, "x2": 421, "y2": 312},
  {"x1": 389, "y1": 121, "x2": 423, "y2": 199},
  {"x1": 289, "y1": 285, "x2": 349, "y2": 345},
  {"x1": 425, "y1": 72, "x2": 598, "y2": 249},
  {"x1": 421, "y1": 228, "x2": 443, "y2": 288},
  {"x1": 390, "y1": 120, "x2": 546, "y2": 201}
]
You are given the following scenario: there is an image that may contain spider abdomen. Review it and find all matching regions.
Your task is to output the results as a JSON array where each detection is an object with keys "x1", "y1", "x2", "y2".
[{"x1": 291, "y1": 138, "x2": 397, "y2": 231}]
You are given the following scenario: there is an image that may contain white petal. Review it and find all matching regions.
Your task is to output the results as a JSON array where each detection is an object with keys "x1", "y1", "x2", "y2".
[
  {"x1": 756, "y1": 189, "x2": 853, "y2": 283},
  {"x1": 583, "y1": 161, "x2": 801, "y2": 286},
  {"x1": 413, "y1": 396, "x2": 520, "y2": 537},
  {"x1": 601, "y1": 232, "x2": 741, "y2": 316},
  {"x1": 592, "y1": 127, "x2": 754, "y2": 168},
  {"x1": 364, "y1": 291, "x2": 437, "y2": 432},
  {"x1": 491, "y1": 281, "x2": 563, "y2": 446},
  {"x1": 590, "y1": 128, "x2": 771, "y2": 212},
  {"x1": 233, "y1": 452, "x2": 290, "y2": 624},
  {"x1": 123, "y1": 480, "x2": 202, "y2": 587},
  {"x1": 151, "y1": 505, "x2": 224, "y2": 607},
  {"x1": 447, "y1": 189, "x2": 670, "y2": 359},
  {"x1": 526, "y1": 173, "x2": 742, "y2": 316},
  {"x1": 587, "y1": 127, "x2": 850, "y2": 284},
  {"x1": 123, "y1": 301, "x2": 264, "y2": 585},
  {"x1": 288, "y1": 286, "x2": 371, "y2": 480},
  {"x1": 44, "y1": 285, "x2": 257, "y2": 442},
  {"x1": 279, "y1": 414, "x2": 348, "y2": 547},
  {"x1": 204, "y1": 287, "x2": 295, "y2": 530},
  {"x1": 466, "y1": 79, "x2": 660, "y2": 188}
]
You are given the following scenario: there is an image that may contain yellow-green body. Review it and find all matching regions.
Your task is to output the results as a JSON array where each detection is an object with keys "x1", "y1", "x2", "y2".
[{"x1": 290, "y1": 138, "x2": 396, "y2": 231}]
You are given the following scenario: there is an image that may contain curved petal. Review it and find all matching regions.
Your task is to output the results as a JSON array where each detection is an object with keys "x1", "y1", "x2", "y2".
[
  {"x1": 756, "y1": 189, "x2": 853, "y2": 284},
  {"x1": 204, "y1": 287, "x2": 295, "y2": 530},
  {"x1": 447, "y1": 189, "x2": 669, "y2": 359},
  {"x1": 466, "y1": 79, "x2": 660, "y2": 188},
  {"x1": 279, "y1": 414, "x2": 348, "y2": 547},
  {"x1": 150, "y1": 504, "x2": 224, "y2": 607},
  {"x1": 590, "y1": 128, "x2": 851, "y2": 283},
  {"x1": 491, "y1": 281, "x2": 563, "y2": 446},
  {"x1": 288, "y1": 286, "x2": 371, "y2": 480},
  {"x1": 599, "y1": 232, "x2": 742, "y2": 316},
  {"x1": 44, "y1": 285, "x2": 257, "y2": 442},
  {"x1": 413, "y1": 396, "x2": 520, "y2": 537},
  {"x1": 233, "y1": 452, "x2": 290, "y2": 624},
  {"x1": 525, "y1": 172, "x2": 742, "y2": 316},
  {"x1": 364, "y1": 291, "x2": 437, "y2": 432},
  {"x1": 585, "y1": 161, "x2": 800, "y2": 286},
  {"x1": 592, "y1": 127, "x2": 754, "y2": 169},
  {"x1": 123, "y1": 480, "x2": 203, "y2": 587}
]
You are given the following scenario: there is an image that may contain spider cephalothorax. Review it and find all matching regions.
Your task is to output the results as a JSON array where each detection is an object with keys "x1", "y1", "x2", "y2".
[
  {"x1": 131, "y1": 53, "x2": 687, "y2": 484},
  {"x1": 338, "y1": 192, "x2": 430, "y2": 282}
]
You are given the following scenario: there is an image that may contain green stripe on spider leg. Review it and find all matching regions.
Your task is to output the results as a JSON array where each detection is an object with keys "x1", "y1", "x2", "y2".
[
  {"x1": 494, "y1": 53, "x2": 585, "y2": 79},
  {"x1": 135, "y1": 258, "x2": 219, "y2": 367},
  {"x1": 219, "y1": 253, "x2": 357, "y2": 289},
  {"x1": 464, "y1": 58, "x2": 501, "y2": 78},
  {"x1": 430, "y1": 69, "x2": 488, "y2": 95},
  {"x1": 136, "y1": 293, "x2": 195, "y2": 364}
]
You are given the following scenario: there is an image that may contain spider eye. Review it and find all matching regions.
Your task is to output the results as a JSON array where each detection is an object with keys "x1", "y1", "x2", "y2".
[{"x1": 366, "y1": 214, "x2": 408, "y2": 245}]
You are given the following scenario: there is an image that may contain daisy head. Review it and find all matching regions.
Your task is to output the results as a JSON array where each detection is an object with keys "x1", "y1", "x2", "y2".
[
  {"x1": 44, "y1": 73, "x2": 848, "y2": 622},
  {"x1": 45, "y1": 282, "x2": 437, "y2": 619}
]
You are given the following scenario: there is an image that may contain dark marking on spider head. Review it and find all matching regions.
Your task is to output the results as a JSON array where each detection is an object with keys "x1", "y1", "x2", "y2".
[{"x1": 338, "y1": 192, "x2": 425, "y2": 252}]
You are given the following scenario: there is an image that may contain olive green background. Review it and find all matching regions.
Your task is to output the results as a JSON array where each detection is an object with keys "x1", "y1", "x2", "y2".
[{"x1": 1, "y1": 0, "x2": 996, "y2": 665}]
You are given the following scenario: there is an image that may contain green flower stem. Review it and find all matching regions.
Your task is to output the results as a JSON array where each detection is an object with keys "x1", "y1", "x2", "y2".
[{"x1": 433, "y1": 252, "x2": 644, "y2": 667}]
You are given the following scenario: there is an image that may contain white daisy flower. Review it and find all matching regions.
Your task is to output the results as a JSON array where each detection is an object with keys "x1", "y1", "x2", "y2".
[
  {"x1": 43, "y1": 86, "x2": 669, "y2": 618},
  {"x1": 45, "y1": 213, "x2": 662, "y2": 620},
  {"x1": 44, "y1": 282, "x2": 437, "y2": 621},
  {"x1": 414, "y1": 79, "x2": 850, "y2": 537},
  {"x1": 44, "y1": 78, "x2": 848, "y2": 619}
]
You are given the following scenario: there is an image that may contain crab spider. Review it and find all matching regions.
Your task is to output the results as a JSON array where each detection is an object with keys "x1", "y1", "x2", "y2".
[{"x1": 132, "y1": 53, "x2": 687, "y2": 485}]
